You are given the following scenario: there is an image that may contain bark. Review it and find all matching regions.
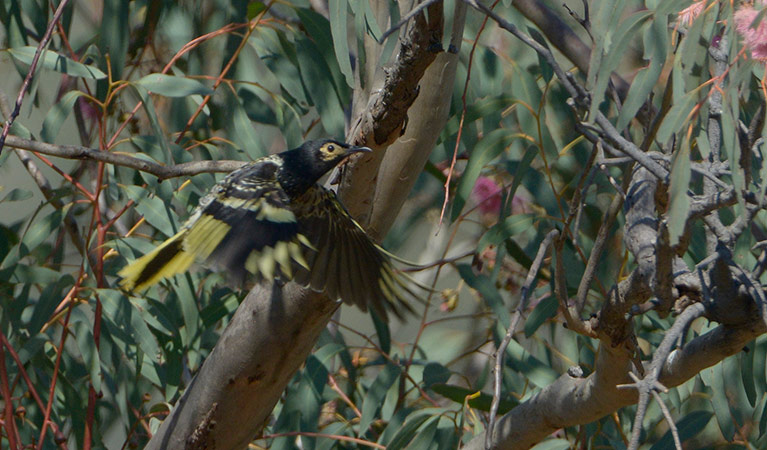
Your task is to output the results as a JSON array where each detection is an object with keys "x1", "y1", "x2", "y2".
[
  {"x1": 145, "y1": 3, "x2": 464, "y2": 448},
  {"x1": 145, "y1": 285, "x2": 336, "y2": 450},
  {"x1": 464, "y1": 317, "x2": 765, "y2": 450}
]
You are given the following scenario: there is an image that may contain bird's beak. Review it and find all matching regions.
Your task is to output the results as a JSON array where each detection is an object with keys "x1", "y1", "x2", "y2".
[{"x1": 347, "y1": 145, "x2": 372, "y2": 155}]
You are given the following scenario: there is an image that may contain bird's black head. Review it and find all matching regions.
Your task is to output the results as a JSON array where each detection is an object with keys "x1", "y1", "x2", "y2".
[{"x1": 279, "y1": 139, "x2": 371, "y2": 196}]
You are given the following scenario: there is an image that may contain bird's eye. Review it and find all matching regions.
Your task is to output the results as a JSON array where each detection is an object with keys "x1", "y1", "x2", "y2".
[{"x1": 327, "y1": 144, "x2": 335, "y2": 152}]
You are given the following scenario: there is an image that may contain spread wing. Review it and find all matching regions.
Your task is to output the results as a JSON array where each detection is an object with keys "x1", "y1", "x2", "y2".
[
  {"x1": 182, "y1": 158, "x2": 312, "y2": 285},
  {"x1": 290, "y1": 186, "x2": 417, "y2": 320}
]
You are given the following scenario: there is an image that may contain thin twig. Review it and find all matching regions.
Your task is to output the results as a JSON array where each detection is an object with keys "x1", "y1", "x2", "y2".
[
  {"x1": 486, "y1": 229, "x2": 558, "y2": 450},
  {"x1": 37, "y1": 304, "x2": 77, "y2": 450},
  {"x1": 0, "y1": 0, "x2": 72, "y2": 155},
  {"x1": 0, "y1": 338, "x2": 19, "y2": 449},
  {"x1": 5, "y1": 135, "x2": 242, "y2": 178},
  {"x1": 0, "y1": 329, "x2": 68, "y2": 448},
  {"x1": 439, "y1": 0, "x2": 501, "y2": 227},
  {"x1": 464, "y1": 0, "x2": 667, "y2": 180},
  {"x1": 620, "y1": 302, "x2": 706, "y2": 450},
  {"x1": 650, "y1": 389, "x2": 682, "y2": 450},
  {"x1": 575, "y1": 185, "x2": 625, "y2": 312},
  {"x1": 175, "y1": 2, "x2": 275, "y2": 144},
  {"x1": 260, "y1": 431, "x2": 386, "y2": 449}
]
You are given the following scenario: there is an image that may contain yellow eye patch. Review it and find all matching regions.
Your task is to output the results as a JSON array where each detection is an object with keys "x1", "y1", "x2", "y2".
[{"x1": 319, "y1": 142, "x2": 345, "y2": 160}]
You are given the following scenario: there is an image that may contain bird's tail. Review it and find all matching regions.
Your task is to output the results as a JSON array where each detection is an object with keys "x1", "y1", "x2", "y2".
[{"x1": 119, "y1": 230, "x2": 196, "y2": 292}]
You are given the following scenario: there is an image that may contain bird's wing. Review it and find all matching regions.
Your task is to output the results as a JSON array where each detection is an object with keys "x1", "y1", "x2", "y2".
[
  {"x1": 181, "y1": 158, "x2": 311, "y2": 284},
  {"x1": 291, "y1": 186, "x2": 417, "y2": 320}
]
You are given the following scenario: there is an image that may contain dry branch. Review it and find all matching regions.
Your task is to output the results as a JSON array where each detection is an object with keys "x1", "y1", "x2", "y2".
[
  {"x1": 145, "y1": 2, "x2": 461, "y2": 447},
  {"x1": 4, "y1": 135, "x2": 242, "y2": 179}
]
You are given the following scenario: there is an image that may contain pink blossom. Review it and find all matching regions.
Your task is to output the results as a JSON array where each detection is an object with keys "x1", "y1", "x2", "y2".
[
  {"x1": 735, "y1": 4, "x2": 767, "y2": 60},
  {"x1": 471, "y1": 176, "x2": 502, "y2": 214}
]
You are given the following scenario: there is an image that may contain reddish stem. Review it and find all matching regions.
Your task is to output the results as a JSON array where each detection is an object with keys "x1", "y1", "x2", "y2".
[
  {"x1": 36, "y1": 304, "x2": 75, "y2": 450},
  {"x1": 0, "y1": 341, "x2": 19, "y2": 449}
]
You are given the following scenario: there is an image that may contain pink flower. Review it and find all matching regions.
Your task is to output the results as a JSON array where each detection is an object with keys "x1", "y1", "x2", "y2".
[
  {"x1": 678, "y1": 1, "x2": 706, "y2": 27},
  {"x1": 472, "y1": 176, "x2": 502, "y2": 215},
  {"x1": 735, "y1": 4, "x2": 767, "y2": 60}
]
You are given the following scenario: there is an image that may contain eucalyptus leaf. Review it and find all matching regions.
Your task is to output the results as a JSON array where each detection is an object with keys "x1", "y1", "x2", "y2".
[
  {"x1": 668, "y1": 140, "x2": 691, "y2": 246},
  {"x1": 8, "y1": 46, "x2": 107, "y2": 79},
  {"x1": 135, "y1": 73, "x2": 213, "y2": 97},
  {"x1": 41, "y1": 90, "x2": 85, "y2": 143}
]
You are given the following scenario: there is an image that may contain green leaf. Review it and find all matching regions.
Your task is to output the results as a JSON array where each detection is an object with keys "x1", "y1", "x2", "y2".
[
  {"x1": 0, "y1": 188, "x2": 33, "y2": 203},
  {"x1": 385, "y1": 410, "x2": 443, "y2": 450},
  {"x1": 656, "y1": 90, "x2": 699, "y2": 144},
  {"x1": 650, "y1": 411, "x2": 713, "y2": 449},
  {"x1": 98, "y1": 0, "x2": 130, "y2": 81},
  {"x1": 17, "y1": 335, "x2": 48, "y2": 366},
  {"x1": 528, "y1": 28, "x2": 553, "y2": 83},
  {"x1": 317, "y1": 423, "x2": 351, "y2": 450},
  {"x1": 457, "y1": 264, "x2": 510, "y2": 329},
  {"x1": 708, "y1": 363, "x2": 735, "y2": 440},
  {"x1": 130, "y1": 135, "x2": 171, "y2": 166},
  {"x1": 615, "y1": 62, "x2": 662, "y2": 131},
  {"x1": 41, "y1": 90, "x2": 84, "y2": 143},
  {"x1": 135, "y1": 73, "x2": 213, "y2": 97},
  {"x1": 257, "y1": 29, "x2": 309, "y2": 106},
  {"x1": 721, "y1": 99, "x2": 744, "y2": 208},
  {"x1": 422, "y1": 362, "x2": 451, "y2": 388},
  {"x1": 504, "y1": 339, "x2": 558, "y2": 388},
  {"x1": 129, "y1": 84, "x2": 171, "y2": 158},
  {"x1": 20, "y1": 205, "x2": 72, "y2": 254},
  {"x1": 359, "y1": 363, "x2": 401, "y2": 436},
  {"x1": 169, "y1": 275, "x2": 200, "y2": 348},
  {"x1": 27, "y1": 276, "x2": 74, "y2": 335},
  {"x1": 585, "y1": 2, "x2": 622, "y2": 122},
  {"x1": 530, "y1": 439, "x2": 572, "y2": 450},
  {"x1": 224, "y1": 89, "x2": 267, "y2": 160},
  {"x1": 524, "y1": 295, "x2": 558, "y2": 337},
  {"x1": 504, "y1": 238, "x2": 534, "y2": 271},
  {"x1": 73, "y1": 320, "x2": 102, "y2": 393},
  {"x1": 328, "y1": 0, "x2": 355, "y2": 88},
  {"x1": 600, "y1": 9, "x2": 652, "y2": 104},
  {"x1": 478, "y1": 214, "x2": 534, "y2": 252},
  {"x1": 742, "y1": 344, "x2": 757, "y2": 407},
  {"x1": 7, "y1": 265, "x2": 64, "y2": 284},
  {"x1": 123, "y1": 185, "x2": 178, "y2": 237},
  {"x1": 403, "y1": 414, "x2": 439, "y2": 450},
  {"x1": 760, "y1": 396, "x2": 767, "y2": 437},
  {"x1": 443, "y1": 96, "x2": 516, "y2": 138},
  {"x1": 295, "y1": 37, "x2": 345, "y2": 136},
  {"x1": 8, "y1": 46, "x2": 107, "y2": 79},
  {"x1": 452, "y1": 129, "x2": 518, "y2": 221},
  {"x1": 508, "y1": 145, "x2": 538, "y2": 203},
  {"x1": 371, "y1": 309, "x2": 391, "y2": 354},
  {"x1": 247, "y1": 1, "x2": 266, "y2": 19},
  {"x1": 668, "y1": 139, "x2": 691, "y2": 246},
  {"x1": 99, "y1": 288, "x2": 161, "y2": 365}
]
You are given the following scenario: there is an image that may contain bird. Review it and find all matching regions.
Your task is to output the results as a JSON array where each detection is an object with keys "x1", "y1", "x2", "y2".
[{"x1": 118, "y1": 138, "x2": 419, "y2": 320}]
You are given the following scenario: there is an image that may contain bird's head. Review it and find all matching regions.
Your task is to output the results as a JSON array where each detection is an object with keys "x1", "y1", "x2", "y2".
[
  {"x1": 309, "y1": 139, "x2": 371, "y2": 171},
  {"x1": 279, "y1": 139, "x2": 372, "y2": 195}
]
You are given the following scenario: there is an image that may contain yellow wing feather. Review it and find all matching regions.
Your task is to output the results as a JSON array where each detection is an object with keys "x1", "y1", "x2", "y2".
[{"x1": 118, "y1": 231, "x2": 196, "y2": 292}]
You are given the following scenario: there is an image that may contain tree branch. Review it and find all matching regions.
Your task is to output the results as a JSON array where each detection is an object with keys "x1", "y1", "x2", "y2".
[
  {"x1": 145, "y1": 3, "x2": 460, "y2": 447},
  {"x1": 4, "y1": 135, "x2": 242, "y2": 179},
  {"x1": 341, "y1": 0, "x2": 444, "y2": 224},
  {"x1": 0, "y1": 0, "x2": 72, "y2": 154},
  {"x1": 487, "y1": 229, "x2": 558, "y2": 450},
  {"x1": 465, "y1": 312, "x2": 765, "y2": 450}
]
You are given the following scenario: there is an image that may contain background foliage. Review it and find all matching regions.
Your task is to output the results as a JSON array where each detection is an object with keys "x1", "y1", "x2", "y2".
[{"x1": 1, "y1": 0, "x2": 767, "y2": 448}]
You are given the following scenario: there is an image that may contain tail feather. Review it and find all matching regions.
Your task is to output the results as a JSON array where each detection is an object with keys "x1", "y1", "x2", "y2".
[{"x1": 119, "y1": 231, "x2": 196, "y2": 292}]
